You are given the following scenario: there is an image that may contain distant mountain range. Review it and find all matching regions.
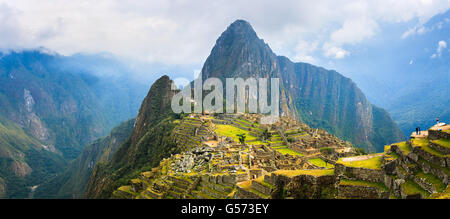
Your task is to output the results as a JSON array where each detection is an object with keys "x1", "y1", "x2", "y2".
[
  {"x1": 334, "y1": 10, "x2": 450, "y2": 136},
  {"x1": 0, "y1": 50, "x2": 147, "y2": 198}
]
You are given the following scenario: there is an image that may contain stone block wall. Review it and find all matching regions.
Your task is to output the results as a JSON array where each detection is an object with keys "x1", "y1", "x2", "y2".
[
  {"x1": 334, "y1": 163, "x2": 385, "y2": 183},
  {"x1": 428, "y1": 130, "x2": 450, "y2": 140}
]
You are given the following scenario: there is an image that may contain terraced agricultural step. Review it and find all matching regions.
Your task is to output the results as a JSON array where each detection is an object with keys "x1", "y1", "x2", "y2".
[
  {"x1": 167, "y1": 190, "x2": 184, "y2": 199},
  {"x1": 269, "y1": 142, "x2": 285, "y2": 147},
  {"x1": 202, "y1": 181, "x2": 234, "y2": 194},
  {"x1": 170, "y1": 185, "x2": 186, "y2": 194},
  {"x1": 288, "y1": 133, "x2": 308, "y2": 138},
  {"x1": 192, "y1": 190, "x2": 215, "y2": 199},
  {"x1": 400, "y1": 179, "x2": 430, "y2": 199},
  {"x1": 270, "y1": 137, "x2": 283, "y2": 141},
  {"x1": 235, "y1": 186, "x2": 269, "y2": 199},
  {"x1": 251, "y1": 180, "x2": 275, "y2": 196},
  {"x1": 413, "y1": 171, "x2": 447, "y2": 194},
  {"x1": 145, "y1": 187, "x2": 164, "y2": 199},
  {"x1": 235, "y1": 180, "x2": 271, "y2": 199},
  {"x1": 416, "y1": 158, "x2": 449, "y2": 184},
  {"x1": 430, "y1": 139, "x2": 450, "y2": 155},
  {"x1": 167, "y1": 176, "x2": 192, "y2": 189},
  {"x1": 200, "y1": 185, "x2": 227, "y2": 199},
  {"x1": 412, "y1": 143, "x2": 448, "y2": 168},
  {"x1": 337, "y1": 179, "x2": 390, "y2": 199}
]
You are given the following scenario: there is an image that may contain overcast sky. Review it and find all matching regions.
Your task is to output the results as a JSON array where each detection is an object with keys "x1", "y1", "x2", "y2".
[{"x1": 1, "y1": 0, "x2": 449, "y2": 70}]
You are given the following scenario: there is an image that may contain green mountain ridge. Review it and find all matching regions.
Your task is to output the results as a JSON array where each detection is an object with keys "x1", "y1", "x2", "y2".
[
  {"x1": 33, "y1": 119, "x2": 135, "y2": 198},
  {"x1": 85, "y1": 76, "x2": 180, "y2": 198},
  {"x1": 0, "y1": 114, "x2": 66, "y2": 198},
  {"x1": 0, "y1": 50, "x2": 147, "y2": 198}
]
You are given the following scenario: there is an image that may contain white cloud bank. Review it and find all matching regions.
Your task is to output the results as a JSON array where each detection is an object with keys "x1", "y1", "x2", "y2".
[
  {"x1": 431, "y1": 40, "x2": 447, "y2": 58},
  {"x1": 1, "y1": 0, "x2": 450, "y2": 65}
]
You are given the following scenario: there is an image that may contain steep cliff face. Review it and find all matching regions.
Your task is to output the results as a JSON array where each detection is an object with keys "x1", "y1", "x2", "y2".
[
  {"x1": 201, "y1": 20, "x2": 403, "y2": 152},
  {"x1": 34, "y1": 119, "x2": 135, "y2": 199},
  {"x1": 0, "y1": 51, "x2": 146, "y2": 159},
  {"x1": 85, "y1": 76, "x2": 180, "y2": 198},
  {"x1": 0, "y1": 114, "x2": 66, "y2": 198},
  {"x1": 278, "y1": 58, "x2": 376, "y2": 149}
]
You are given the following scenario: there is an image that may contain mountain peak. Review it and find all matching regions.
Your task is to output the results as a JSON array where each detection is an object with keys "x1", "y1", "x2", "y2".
[
  {"x1": 228, "y1": 19, "x2": 254, "y2": 31},
  {"x1": 216, "y1": 19, "x2": 259, "y2": 45},
  {"x1": 130, "y1": 75, "x2": 176, "y2": 145},
  {"x1": 202, "y1": 19, "x2": 277, "y2": 80}
]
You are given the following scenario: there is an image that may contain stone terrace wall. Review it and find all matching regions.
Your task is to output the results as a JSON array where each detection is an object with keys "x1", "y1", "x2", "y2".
[
  {"x1": 334, "y1": 163, "x2": 384, "y2": 183},
  {"x1": 428, "y1": 130, "x2": 450, "y2": 140}
]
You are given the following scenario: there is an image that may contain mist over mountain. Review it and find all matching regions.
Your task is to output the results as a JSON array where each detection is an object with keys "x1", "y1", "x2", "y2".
[
  {"x1": 329, "y1": 10, "x2": 450, "y2": 136},
  {"x1": 0, "y1": 50, "x2": 148, "y2": 198}
]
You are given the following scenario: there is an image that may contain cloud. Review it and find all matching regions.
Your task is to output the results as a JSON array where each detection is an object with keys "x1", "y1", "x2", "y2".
[
  {"x1": 0, "y1": 0, "x2": 449, "y2": 65},
  {"x1": 402, "y1": 18, "x2": 450, "y2": 39},
  {"x1": 323, "y1": 44, "x2": 350, "y2": 59},
  {"x1": 330, "y1": 17, "x2": 379, "y2": 45},
  {"x1": 431, "y1": 40, "x2": 447, "y2": 58}
]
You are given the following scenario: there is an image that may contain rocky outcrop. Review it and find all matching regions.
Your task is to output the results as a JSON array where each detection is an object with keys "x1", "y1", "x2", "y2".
[
  {"x1": 131, "y1": 76, "x2": 177, "y2": 146},
  {"x1": 9, "y1": 160, "x2": 32, "y2": 177}
]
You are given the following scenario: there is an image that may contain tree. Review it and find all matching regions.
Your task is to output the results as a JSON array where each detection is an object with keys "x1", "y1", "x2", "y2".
[
  {"x1": 261, "y1": 128, "x2": 272, "y2": 140},
  {"x1": 355, "y1": 147, "x2": 367, "y2": 155},
  {"x1": 237, "y1": 133, "x2": 246, "y2": 145}
]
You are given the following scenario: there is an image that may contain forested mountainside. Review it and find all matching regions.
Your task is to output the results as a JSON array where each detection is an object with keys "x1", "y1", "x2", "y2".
[
  {"x1": 34, "y1": 119, "x2": 135, "y2": 199},
  {"x1": 0, "y1": 50, "x2": 147, "y2": 198},
  {"x1": 85, "y1": 76, "x2": 181, "y2": 198},
  {"x1": 201, "y1": 20, "x2": 404, "y2": 152},
  {"x1": 0, "y1": 114, "x2": 66, "y2": 198}
]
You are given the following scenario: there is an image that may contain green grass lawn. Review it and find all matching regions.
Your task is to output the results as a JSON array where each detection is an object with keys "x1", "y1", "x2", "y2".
[
  {"x1": 254, "y1": 176, "x2": 276, "y2": 190},
  {"x1": 401, "y1": 180, "x2": 430, "y2": 197},
  {"x1": 234, "y1": 119, "x2": 264, "y2": 132},
  {"x1": 248, "y1": 140, "x2": 268, "y2": 146},
  {"x1": 384, "y1": 151, "x2": 400, "y2": 161},
  {"x1": 416, "y1": 171, "x2": 446, "y2": 193},
  {"x1": 412, "y1": 139, "x2": 447, "y2": 158},
  {"x1": 433, "y1": 139, "x2": 450, "y2": 148},
  {"x1": 275, "y1": 147, "x2": 304, "y2": 156},
  {"x1": 337, "y1": 154, "x2": 383, "y2": 170},
  {"x1": 267, "y1": 140, "x2": 284, "y2": 144},
  {"x1": 274, "y1": 169, "x2": 334, "y2": 177},
  {"x1": 271, "y1": 145, "x2": 287, "y2": 149},
  {"x1": 395, "y1": 141, "x2": 411, "y2": 155},
  {"x1": 215, "y1": 124, "x2": 257, "y2": 142},
  {"x1": 411, "y1": 138, "x2": 429, "y2": 147},
  {"x1": 308, "y1": 158, "x2": 334, "y2": 168}
]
